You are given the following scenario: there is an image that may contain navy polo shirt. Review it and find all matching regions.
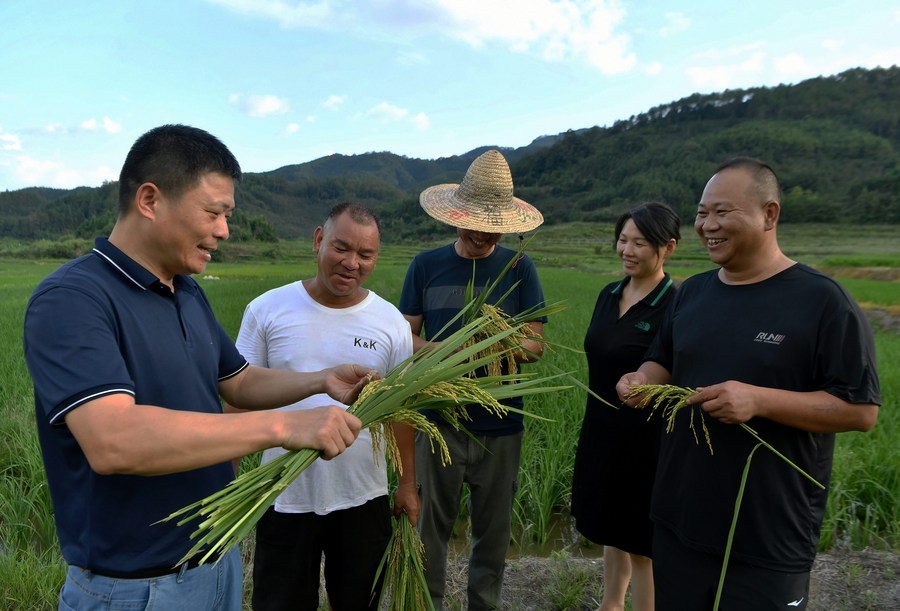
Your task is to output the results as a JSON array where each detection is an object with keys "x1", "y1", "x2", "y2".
[
  {"x1": 23, "y1": 237, "x2": 247, "y2": 574},
  {"x1": 399, "y1": 243, "x2": 546, "y2": 435}
]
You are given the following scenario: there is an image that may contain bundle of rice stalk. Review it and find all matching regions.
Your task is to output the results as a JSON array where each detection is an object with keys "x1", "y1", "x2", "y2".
[
  {"x1": 373, "y1": 512, "x2": 432, "y2": 611},
  {"x1": 458, "y1": 244, "x2": 564, "y2": 377},
  {"x1": 626, "y1": 383, "x2": 714, "y2": 453},
  {"x1": 163, "y1": 312, "x2": 570, "y2": 566},
  {"x1": 454, "y1": 241, "x2": 614, "y2": 411},
  {"x1": 624, "y1": 383, "x2": 824, "y2": 489}
]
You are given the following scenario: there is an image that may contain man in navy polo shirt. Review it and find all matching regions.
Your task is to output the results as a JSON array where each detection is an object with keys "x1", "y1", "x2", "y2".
[{"x1": 23, "y1": 124, "x2": 369, "y2": 611}]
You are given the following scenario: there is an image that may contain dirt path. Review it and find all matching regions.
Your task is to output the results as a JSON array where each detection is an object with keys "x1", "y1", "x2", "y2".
[{"x1": 443, "y1": 547, "x2": 900, "y2": 610}]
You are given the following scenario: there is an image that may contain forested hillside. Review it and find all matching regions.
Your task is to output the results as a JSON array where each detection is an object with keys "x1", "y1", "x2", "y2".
[{"x1": 1, "y1": 66, "x2": 897, "y2": 242}]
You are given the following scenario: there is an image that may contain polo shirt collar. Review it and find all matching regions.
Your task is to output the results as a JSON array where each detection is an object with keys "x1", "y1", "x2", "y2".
[
  {"x1": 610, "y1": 273, "x2": 674, "y2": 308},
  {"x1": 92, "y1": 236, "x2": 182, "y2": 293}
]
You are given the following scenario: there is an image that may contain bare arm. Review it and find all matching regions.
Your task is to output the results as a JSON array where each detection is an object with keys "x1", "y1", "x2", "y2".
[
  {"x1": 391, "y1": 422, "x2": 419, "y2": 526},
  {"x1": 65, "y1": 393, "x2": 361, "y2": 476},
  {"x1": 686, "y1": 382, "x2": 878, "y2": 433},
  {"x1": 218, "y1": 363, "x2": 373, "y2": 410},
  {"x1": 403, "y1": 314, "x2": 434, "y2": 353},
  {"x1": 517, "y1": 321, "x2": 544, "y2": 363}
]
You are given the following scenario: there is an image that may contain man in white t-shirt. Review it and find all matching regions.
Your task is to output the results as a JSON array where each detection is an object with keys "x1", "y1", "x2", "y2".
[{"x1": 227, "y1": 203, "x2": 417, "y2": 610}]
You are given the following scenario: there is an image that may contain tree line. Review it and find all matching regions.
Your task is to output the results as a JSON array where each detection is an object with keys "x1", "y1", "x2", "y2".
[{"x1": 1, "y1": 66, "x2": 897, "y2": 244}]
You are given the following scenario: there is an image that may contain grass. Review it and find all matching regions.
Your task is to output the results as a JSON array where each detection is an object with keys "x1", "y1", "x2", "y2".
[
  {"x1": 1, "y1": 223, "x2": 898, "y2": 608},
  {"x1": 545, "y1": 550, "x2": 604, "y2": 610}
]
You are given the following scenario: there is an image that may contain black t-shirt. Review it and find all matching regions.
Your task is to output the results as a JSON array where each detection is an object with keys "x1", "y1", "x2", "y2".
[{"x1": 646, "y1": 264, "x2": 880, "y2": 571}]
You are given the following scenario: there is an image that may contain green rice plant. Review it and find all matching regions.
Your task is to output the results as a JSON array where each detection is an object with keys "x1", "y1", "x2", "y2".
[
  {"x1": 374, "y1": 513, "x2": 432, "y2": 611},
  {"x1": 545, "y1": 550, "x2": 602, "y2": 610},
  {"x1": 822, "y1": 333, "x2": 900, "y2": 550},
  {"x1": 714, "y1": 442, "x2": 763, "y2": 610},
  {"x1": 165, "y1": 310, "x2": 570, "y2": 566},
  {"x1": 2, "y1": 234, "x2": 899, "y2": 607},
  {"x1": 0, "y1": 546, "x2": 66, "y2": 611}
]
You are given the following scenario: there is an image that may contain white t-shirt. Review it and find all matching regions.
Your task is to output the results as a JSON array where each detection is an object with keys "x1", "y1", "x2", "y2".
[{"x1": 236, "y1": 281, "x2": 413, "y2": 515}]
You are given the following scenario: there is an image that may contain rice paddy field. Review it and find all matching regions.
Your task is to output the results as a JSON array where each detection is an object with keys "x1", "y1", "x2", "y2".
[{"x1": 1, "y1": 223, "x2": 898, "y2": 609}]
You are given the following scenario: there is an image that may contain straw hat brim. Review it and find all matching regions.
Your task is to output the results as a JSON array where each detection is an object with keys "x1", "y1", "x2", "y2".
[{"x1": 420, "y1": 183, "x2": 544, "y2": 233}]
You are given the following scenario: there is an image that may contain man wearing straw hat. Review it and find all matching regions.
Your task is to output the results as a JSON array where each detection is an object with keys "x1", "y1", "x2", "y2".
[{"x1": 399, "y1": 149, "x2": 546, "y2": 610}]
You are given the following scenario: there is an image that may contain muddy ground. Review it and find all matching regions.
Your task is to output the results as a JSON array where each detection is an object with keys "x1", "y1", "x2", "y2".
[{"x1": 443, "y1": 547, "x2": 900, "y2": 610}]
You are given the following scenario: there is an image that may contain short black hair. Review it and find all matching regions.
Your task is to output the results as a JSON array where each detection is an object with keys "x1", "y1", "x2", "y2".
[
  {"x1": 327, "y1": 202, "x2": 381, "y2": 237},
  {"x1": 715, "y1": 156, "x2": 782, "y2": 204},
  {"x1": 118, "y1": 124, "x2": 241, "y2": 213},
  {"x1": 613, "y1": 201, "x2": 681, "y2": 250}
]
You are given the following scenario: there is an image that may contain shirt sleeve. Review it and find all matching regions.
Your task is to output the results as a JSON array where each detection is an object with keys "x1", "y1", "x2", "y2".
[
  {"x1": 388, "y1": 315, "x2": 414, "y2": 370},
  {"x1": 643, "y1": 290, "x2": 677, "y2": 372},
  {"x1": 514, "y1": 255, "x2": 547, "y2": 321},
  {"x1": 24, "y1": 286, "x2": 135, "y2": 425},
  {"x1": 398, "y1": 255, "x2": 424, "y2": 317},
  {"x1": 235, "y1": 303, "x2": 269, "y2": 369},
  {"x1": 815, "y1": 292, "x2": 881, "y2": 405}
]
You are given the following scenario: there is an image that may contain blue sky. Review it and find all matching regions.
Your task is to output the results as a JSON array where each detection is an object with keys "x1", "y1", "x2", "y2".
[{"x1": 1, "y1": 0, "x2": 898, "y2": 191}]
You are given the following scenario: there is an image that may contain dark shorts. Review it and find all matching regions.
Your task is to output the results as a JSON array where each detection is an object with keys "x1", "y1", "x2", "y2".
[
  {"x1": 252, "y1": 496, "x2": 392, "y2": 611},
  {"x1": 653, "y1": 524, "x2": 811, "y2": 611}
]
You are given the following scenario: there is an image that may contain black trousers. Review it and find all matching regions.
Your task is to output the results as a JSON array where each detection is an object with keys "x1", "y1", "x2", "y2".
[
  {"x1": 251, "y1": 496, "x2": 392, "y2": 611},
  {"x1": 653, "y1": 524, "x2": 810, "y2": 611}
]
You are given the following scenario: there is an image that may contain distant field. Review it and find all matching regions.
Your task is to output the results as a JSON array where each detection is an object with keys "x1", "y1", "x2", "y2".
[{"x1": 1, "y1": 222, "x2": 897, "y2": 609}]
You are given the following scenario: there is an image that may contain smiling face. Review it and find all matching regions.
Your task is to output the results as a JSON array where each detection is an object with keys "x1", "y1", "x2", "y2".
[
  {"x1": 149, "y1": 172, "x2": 234, "y2": 282},
  {"x1": 617, "y1": 218, "x2": 668, "y2": 281},
  {"x1": 455, "y1": 228, "x2": 502, "y2": 259},
  {"x1": 308, "y1": 211, "x2": 380, "y2": 307},
  {"x1": 695, "y1": 167, "x2": 778, "y2": 275}
]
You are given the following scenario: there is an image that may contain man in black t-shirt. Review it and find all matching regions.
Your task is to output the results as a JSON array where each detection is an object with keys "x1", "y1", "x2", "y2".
[{"x1": 617, "y1": 157, "x2": 880, "y2": 611}]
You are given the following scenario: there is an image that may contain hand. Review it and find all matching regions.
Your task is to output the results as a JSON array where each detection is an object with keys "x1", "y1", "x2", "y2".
[
  {"x1": 686, "y1": 381, "x2": 758, "y2": 424},
  {"x1": 322, "y1": 364, "x2": 380, "y2": 405},
  {"x1": 281, "y1": 406, "x2": 362, "y2": 459},
  {"x1": 393, "y1": 480, "x2": 421, "y2": 527},
  {"x1": 616, "y1": 371, "x2": 648, "y2": 407}
]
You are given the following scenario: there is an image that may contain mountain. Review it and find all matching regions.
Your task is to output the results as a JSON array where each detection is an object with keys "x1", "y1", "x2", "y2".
[{"x1": 1, "y1": 68, "x2": 897, "y2": 242}]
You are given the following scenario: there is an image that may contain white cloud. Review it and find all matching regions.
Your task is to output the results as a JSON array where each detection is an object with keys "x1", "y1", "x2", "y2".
[
  {"x1": 323, "y1": 94, "x2": 346, "y2": 110},
  {"x1": 7, "y1": 153, "x2": 117, "y2": 189},
  {"x1": 685, "y1": 51, "x2": 766, "y2": 90},
  {"x1": 230, "y1": 93, "x2": 289, "y2": 117},
  {"x1": 102, "y1": 116, "x2": 122, "y2": 134},
  {"x1": 397, "y1": 50, "x2": 429, "y2": 66},
  {"x1": 367, "y1": 101, "x2": 408, "y2": 122},
  {"x1": 772, "y1": 53, "x2": 810, "y2": 78},
  {"x1": 683, "y1": 43, "x2": 769, "y2": 89},
  {"x1": 70, "y1": 117, "x2": 123, "y2": 133},
  {"x1": 821, "y1": 38, "x2": 845, "y2": 52},
  {"x1": 659, "y1": 11, "x2": 689, "y2": 37},
  {"x1": 691, "y1": 41, "x2": 765, "y2": 61},
  {"x1": 285, "y1": 122, "x2": 301, "y2": 134},
  {"x1": 643, "y1": 62, "x2": 662, "y2": 76},
  {"x1": 203, "y1": 0, "x2": 335, "y2": 28},
  {"x1": 90, "y1": 165, "x2": 118, "y2": 184},
  {"x1": 14, "y1": 156, "x2": 80, "y2": 188},
  {"x1": 434, "y1": 0, "x2": 636, "y2": 74},
  {"x1": 207, "y1": 0, "x2": 637, "y2": 74},
  {"x1": 1, "y1": 131, "x2": 22, "y2": 151},
  {"x1": 411, "y1": 112, "x2": 430, "y2": 130}
]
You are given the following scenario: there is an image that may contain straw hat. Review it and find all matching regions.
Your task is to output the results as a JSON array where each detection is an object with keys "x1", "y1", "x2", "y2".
[{"x1": 419, "y1": 150, "x2": 544, "y2": 233}]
